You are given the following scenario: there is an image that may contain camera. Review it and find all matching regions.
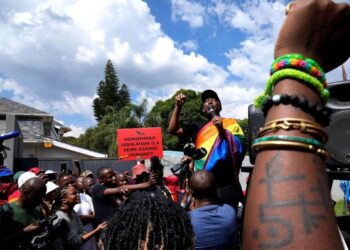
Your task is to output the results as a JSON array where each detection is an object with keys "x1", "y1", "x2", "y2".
[
  {"x1": 171, "y1": 143, "x2": 207, "y2": 178},
  {"x1": 31, "y1": 214, "x2": 68, "y2": 249}
]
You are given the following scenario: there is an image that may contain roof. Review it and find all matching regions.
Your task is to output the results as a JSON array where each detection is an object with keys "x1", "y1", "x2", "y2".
[
  {"x1": 53, "y1": 120, "x2": 71, "y2": 133},
  {"x1": 0, "y1": 98, "x2": 50, "y2": 116},
  {"x1": 52, "y1": 140, "x2": 107, "y2": 158}
]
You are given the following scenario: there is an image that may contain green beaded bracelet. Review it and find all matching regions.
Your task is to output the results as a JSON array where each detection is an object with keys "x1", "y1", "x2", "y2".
[
  {"x1": 255, "y1": 68, "x2": 329, "y2": 107},
  {"x1": 252, "y1": 135, "x2": 325, "y2": 149}
]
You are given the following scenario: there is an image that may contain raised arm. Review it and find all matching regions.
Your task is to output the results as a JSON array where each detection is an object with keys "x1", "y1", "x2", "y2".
[
  {"x1": 168, "y1": 93, "x2": 187, "y2": 136},
  {"x1": 243, "y1": 1, "x2": 350, "y2": 249}
]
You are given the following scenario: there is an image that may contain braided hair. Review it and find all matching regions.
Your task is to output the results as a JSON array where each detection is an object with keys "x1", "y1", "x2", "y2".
[
  {"x1": 50, "y1": 186, "x2": 69, "y2": 215},
  {"x1": 103, "y1": 192, "x2": 194, "y2": 250}
]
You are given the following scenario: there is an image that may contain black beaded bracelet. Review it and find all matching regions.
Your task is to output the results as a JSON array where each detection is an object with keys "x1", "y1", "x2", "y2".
[{"x1": 261, "y1": 94, "x2": 332, "y2": 126}]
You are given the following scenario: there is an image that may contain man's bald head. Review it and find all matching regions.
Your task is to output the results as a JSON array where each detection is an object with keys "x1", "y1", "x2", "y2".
[
  {"x1": 20, "y1": 177, "x2": 46, "y2": 208},
  {"x1": 189, "y1": 170, "x2": 217, "y2": 200},
  {"x1": 22, "y1": 177, "x2": 46, "y2": 193}
]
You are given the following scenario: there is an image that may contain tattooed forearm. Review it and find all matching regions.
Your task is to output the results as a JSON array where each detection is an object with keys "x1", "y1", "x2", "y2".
[{"x1": 251, "y1": 152, "x2": 330, "y2": 249}]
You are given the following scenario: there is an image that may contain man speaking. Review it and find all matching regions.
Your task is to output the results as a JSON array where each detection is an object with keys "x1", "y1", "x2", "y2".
[{"x1": 168, "y1": 89, "x2": 246, "y2": 208}]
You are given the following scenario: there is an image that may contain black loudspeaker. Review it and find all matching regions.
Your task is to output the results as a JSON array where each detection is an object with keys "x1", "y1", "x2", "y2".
[
  {"x1": 325, "y1": 80, "x2": 350, "y2": 168},
  {"x1": 248, "y1": 105, "x2": 265, "y2": 165},
  {"x1": 248, "y1": 80, "x2": 350, "y2": 167}
]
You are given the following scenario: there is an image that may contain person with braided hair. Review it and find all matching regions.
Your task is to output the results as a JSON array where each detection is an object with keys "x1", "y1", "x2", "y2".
[
  {"x1": 50, "y1": 186, "x2": 107, "y2": 250},
  {"x1": 103, "y1": 192, "x2": 194, "y2": 250}
]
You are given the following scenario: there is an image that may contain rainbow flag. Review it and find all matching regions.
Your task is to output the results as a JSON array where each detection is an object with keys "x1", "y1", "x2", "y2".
[{"x1": 195, "y1": 118, "x2": 244, "y2": 178}]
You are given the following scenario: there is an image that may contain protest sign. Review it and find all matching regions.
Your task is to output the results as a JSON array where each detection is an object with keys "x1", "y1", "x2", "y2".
[{"x1": 117, "y1": 127, "x2": 163, "y2": 160}]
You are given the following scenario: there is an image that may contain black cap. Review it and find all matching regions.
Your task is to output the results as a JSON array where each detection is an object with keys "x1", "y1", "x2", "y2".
[{"x1": 201, "y1": 89, "x2": 221, "y2": 104}]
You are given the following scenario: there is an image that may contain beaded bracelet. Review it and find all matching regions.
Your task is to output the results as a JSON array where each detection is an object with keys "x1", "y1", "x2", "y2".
[
  {"x1": 257, "y1": 118, "x2": 328, "y2": 143},
  {"x1": 275, "y1": 54, "x2": 323, "y2": 68},
  {"x1": 260, "y1": 94, "x2": 332, "y2": 126},
  {"x1": 255, "y1": 68, "x2": 329, "y2": 107},
  {"x1": 251, "y1": 140, "x2": 329, "y2": 160},
  {"x1": 253, "y1": 135, "x2": 325, "y2": 148},
  {"x1": 273, "y1": 54, "x2": 325, "y2": 83},
  {"x1": 271, "y1": 58, "x2": 326, "y2": 87}
]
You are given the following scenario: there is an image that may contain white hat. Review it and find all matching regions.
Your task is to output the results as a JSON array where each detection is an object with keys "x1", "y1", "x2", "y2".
[
  {"x1": 45, "y1": 170, "x2": 57, "y2": 175},
  {"x1": 46, "y1": 181, "x2": 59, "y2": 195},
  {"x1": 18, "y1": 172, "x2": 36, "y2": 188}
]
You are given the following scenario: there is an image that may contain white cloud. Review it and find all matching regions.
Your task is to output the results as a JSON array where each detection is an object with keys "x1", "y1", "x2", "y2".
[
  {"x1": 64, "y1": 125, "x2": 86, "y2": 138},
  {"x1": 210, "y1": 0, "x2": 286, "y2": 94},
  {"x1": 11, "y1": 12, "x2": 36, "y2": 26},
  {"x1": 0, "y1": 0, "x2": 227, "y2": 132},
  {"x1": 179, "y1": 40, "x2": 198, "y2": 51},
  {"x1": 50, "y1": 92, "x2": 95, "y2": 118},
  {"x1": 2, "y1": 0, "x2": 348, "y2": 137},
  {"x1": 226, "y1": 38, "x2": 272, "y2": 86},
  {"x1": 171, "y1": 0, "x2": 206, "y2": 28},
  {"x1": 213, "y1": 0, "x2": 285, "y2": 35},
  {"x1": 0, "y1": 78, "x2": 24, "y2": 95},
  {"x1": 217, "y1": 84, "x2": 260, "y2": 118},
  {"x1": 75, "y1": 46, "x2": 96, "y2": 64}
]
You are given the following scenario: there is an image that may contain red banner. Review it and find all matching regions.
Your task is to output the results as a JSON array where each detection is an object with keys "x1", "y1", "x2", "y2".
[{"x1": 117, "y1": 127, "x2": 163, "y2": 161}]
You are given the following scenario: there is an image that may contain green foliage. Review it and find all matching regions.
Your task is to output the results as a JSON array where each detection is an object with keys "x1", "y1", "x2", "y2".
[
  {"x1": 144, "y1": 112, "x2": 162, "y2": 128},
  {"x1": 72, "y1": 107, "x2": 139, "y2": 156},
  {"x1": 130, "y1": 99, "x2": 148, "y2": 127},
  {"x1": 237, "y1": 118, "x2": 248, "y2": 136},
  {"x1": 93, "y1": 60, "x2": 131, "y2": 122},
  {"x1": 71, "y1": 59, "x2": 135, "y2": 156},
  {"x1": 61, "y1": 136, "x2": 79, "y2": 145},
  {"x1": 119, "y1": 84, "x2": 131, "y2": 108}
]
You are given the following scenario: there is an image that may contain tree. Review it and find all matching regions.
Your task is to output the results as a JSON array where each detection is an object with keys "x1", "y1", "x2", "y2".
[
  {"x1": 72, "y1": 106, "x2": 139, "y2": 156},
  {"x1": 237, "y1": 118, "x2": 248, "y2": 137},
  {"x1": 119, "y1": 84, "x2": 131, "y2": 108},
  {"x1": 93, "y1": 60, "x2": 130, "y2": 122},
  {"x1": 130, "y1": 99, "x2": 148, "y2": 127}
]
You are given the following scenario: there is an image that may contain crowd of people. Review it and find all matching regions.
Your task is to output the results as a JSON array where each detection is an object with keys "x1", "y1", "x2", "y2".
[
  {"x1": 1, "y1": 0, "x2": 350, "y2": 249},
  {"x1": 1, "y1": 155, "x2": 239, "y2": 249}
]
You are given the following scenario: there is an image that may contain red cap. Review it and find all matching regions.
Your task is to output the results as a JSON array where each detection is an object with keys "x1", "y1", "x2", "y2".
[
  {"x1": 29, "y1": 167, "x2": 43, "y2": 175},
  {"x1": 132, "y1": 164, "x2": 148, "y2": 179}
]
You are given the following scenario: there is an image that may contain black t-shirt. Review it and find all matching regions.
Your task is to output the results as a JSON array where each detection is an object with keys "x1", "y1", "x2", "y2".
[
  {"x1": 182, "y1": 121, "x2": 206, "y2": 144},
  {"x1": 90, "y1": 184, "x2": 116, "y2": 224}
]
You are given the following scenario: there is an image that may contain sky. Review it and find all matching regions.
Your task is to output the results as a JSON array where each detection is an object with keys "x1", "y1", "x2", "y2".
[{"x1": 0, "y1": 0, "x2": 349, "y2": 137}]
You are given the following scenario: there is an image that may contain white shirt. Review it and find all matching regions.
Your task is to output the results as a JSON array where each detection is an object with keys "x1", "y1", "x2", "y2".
[{"x1": 74, "y1": 192, "x2": 94, "y2": 216}]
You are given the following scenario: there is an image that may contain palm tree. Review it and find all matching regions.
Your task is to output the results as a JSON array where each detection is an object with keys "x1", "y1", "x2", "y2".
[{"x1": 130, "y1": 99, "x2": 148, "y2": 127}]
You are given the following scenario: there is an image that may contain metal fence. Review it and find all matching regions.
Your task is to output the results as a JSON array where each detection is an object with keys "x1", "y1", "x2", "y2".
[{"x1": 15, "y1": 158, "x2": 136, "y2": 177}]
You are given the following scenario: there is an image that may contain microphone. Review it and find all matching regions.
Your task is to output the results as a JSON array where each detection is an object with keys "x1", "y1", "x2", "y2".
[{"x1": 207, "y1": 104, "x2": 216, "y2": 118}]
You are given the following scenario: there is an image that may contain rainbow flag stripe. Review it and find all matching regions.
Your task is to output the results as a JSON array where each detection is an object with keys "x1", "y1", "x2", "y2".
[{"x1": 195, "y1": 118, "x2": 244, "y2": 173}]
